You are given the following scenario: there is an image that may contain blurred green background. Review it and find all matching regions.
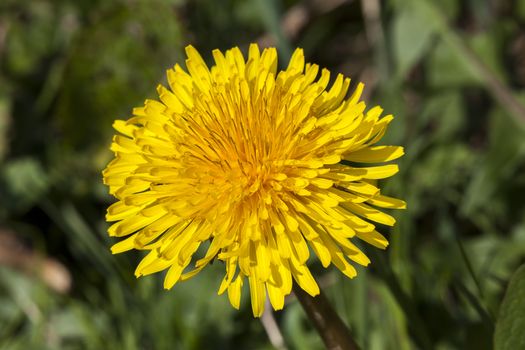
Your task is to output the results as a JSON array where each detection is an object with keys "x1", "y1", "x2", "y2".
[{"x1": 1, "y1": 0, "x2": 525, "y2": 349}]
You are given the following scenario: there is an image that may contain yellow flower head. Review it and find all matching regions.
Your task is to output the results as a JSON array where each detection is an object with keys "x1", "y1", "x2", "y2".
[{"x1": 103, "y1": 44, "x2": 405, "y2": 317}]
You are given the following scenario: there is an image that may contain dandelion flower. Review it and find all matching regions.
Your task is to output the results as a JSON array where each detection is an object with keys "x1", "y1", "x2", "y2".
[{"x1": 103, "y1": 44, "x2": 406, "y2": 317}]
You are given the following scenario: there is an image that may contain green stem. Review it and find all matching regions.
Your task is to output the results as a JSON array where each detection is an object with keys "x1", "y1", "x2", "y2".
[
  {"x1": 455, "y1": 233, "x2": 484, "y2": 298},
  {"x1": 293, "y1": 283, "x2": 360, "y2": 350}
]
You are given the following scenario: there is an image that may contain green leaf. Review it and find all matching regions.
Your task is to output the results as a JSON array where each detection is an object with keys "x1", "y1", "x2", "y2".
[
  {"x1": 461, "y1": 101, "x2": 525, "y2": 217},
  {"x1": 427, "y1": 30, "x2": 506, "y2": 88},
  {"x1": 252, "y1": 0, "x2": 292, "y2": 60},
  {"x1": 392, "y1": 4, "x2": 437, "y2": 78},
  {"x1": 0, "y1": 158, "x2": 49, "y2": 212},
  {"x1": 418, "y1": 92, "x2": 464, "y2": 140},
  {"x1": 494, "y1": 264, "x2": 525, "y2": 350}
]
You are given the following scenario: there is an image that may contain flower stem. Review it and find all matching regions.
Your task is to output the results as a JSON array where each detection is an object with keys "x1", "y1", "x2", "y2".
[{"x1": 292, "y1": 283, "x2": 360, "y2": 350}]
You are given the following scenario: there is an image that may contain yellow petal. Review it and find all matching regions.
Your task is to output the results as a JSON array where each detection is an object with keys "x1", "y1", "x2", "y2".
[
  {"x1": 289, "y1": 258, "x2": 319, "y2": 297},
  {"x1": 106, "y1": 201, "x2": 142, "y2": 222},
  {"x1": 367, "y1": 195, "x2": 407, "y2": 209},
  {"x1": 344, "y1": 146, "x2": 404, "y2": 163},
  {"x1": 110, "y1": 235, "x2": 136, "y2": 254},
  {"x1": 359, "y1": 164, "x2": 399, "y2": 179},
  {"x1": 248, "y1": 273, "x2": 266, "y2": 317},
  {"x1": 164, "y1": 262, "x2": 186, "y2": 289},
  {"x1": 309, "y1": 237, "x2": 331, "y2": 267},
  {"x1": 267, "y1": 282, "x2": 285, "y2": 310},
  {"x1": 356, "y1": 230, "x2": 389, "y2": 249},
  {"x1": 342, "y1": 202, "x2": 396, "y2": 226},
  {"x1": 228, "y1": 275, "x2": 243, "y2": 310}
]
